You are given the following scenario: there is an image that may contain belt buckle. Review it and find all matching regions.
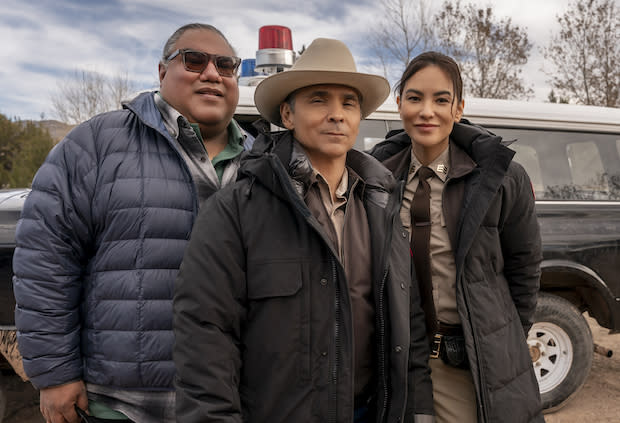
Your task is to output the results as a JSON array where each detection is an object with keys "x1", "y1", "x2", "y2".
[{"x1": 430, "y1": 333, "x2": 442, "y2": 359}]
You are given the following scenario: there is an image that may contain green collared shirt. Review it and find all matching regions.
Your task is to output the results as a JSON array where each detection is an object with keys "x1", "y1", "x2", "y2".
[
  {"x1": 188, "y1": 121, "x2": 244, "y2": 180},
  {"x1": 154, "y1": 92, "x2": 245, "y2": 202}
]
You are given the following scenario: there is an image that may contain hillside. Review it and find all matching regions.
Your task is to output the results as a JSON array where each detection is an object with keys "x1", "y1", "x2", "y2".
[{"x1": 38, "y1": 120, "x2": 74, "y2": 143}]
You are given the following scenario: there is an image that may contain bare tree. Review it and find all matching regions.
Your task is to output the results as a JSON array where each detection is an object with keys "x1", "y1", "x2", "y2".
[
  {"x1": 543, "y1": 0, "x2": 619, "y2": 107},
  {"x1": 434, "y1": 0, "x2": 533, "y2": 99},
  {"x1": 52, "y1": 69, "x2": 137, "y2": 124},
  {"x1": 370, "y1": 0, "x2": 435, "y2": 80},
  {"x1": 108, "y1": 71, "x2": 136, "y2": 112}
]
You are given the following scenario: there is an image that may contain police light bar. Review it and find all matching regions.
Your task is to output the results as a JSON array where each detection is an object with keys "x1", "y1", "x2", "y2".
[
  {"x1": 255, "y1": 25, "x2": 295, "y2": 75},
  {"x1": 258, "y1": 25, "x2": 293, "y2": 50}
]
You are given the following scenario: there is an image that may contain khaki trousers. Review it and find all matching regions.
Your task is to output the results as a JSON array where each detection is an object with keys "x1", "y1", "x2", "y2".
[{"x1": 430, "y1": 357, "x2": 478, "y2": 423}]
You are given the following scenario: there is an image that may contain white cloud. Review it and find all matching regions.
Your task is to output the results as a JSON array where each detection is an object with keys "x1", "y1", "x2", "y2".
[{"x1": 0, "y1": 0, "x2": 583, "y2": 120}]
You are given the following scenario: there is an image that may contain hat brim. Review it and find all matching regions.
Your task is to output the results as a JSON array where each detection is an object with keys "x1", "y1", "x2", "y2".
[{"x1": 254, "y1": 70, "x2": 391, "y2": 127}]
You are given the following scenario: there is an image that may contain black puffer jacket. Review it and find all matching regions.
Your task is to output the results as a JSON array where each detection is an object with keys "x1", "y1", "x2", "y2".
[
  {"x1": 369, "y1": 122, "x2": 544, "y2": 423},
  {"x1": 174, "y1": 131, "x2": 433, "y2": 422}
]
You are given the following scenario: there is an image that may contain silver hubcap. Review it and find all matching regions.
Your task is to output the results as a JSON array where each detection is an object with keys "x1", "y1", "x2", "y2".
[{"x1": 528, "y1": 322, "x2": 573, "y2": 393}]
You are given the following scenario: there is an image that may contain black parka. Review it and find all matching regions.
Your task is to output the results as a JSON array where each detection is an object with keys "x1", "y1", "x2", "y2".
[
  {"x1": 173, "y1": 131, "x2": 433, "y2": 422},
  {"x1": 369, "y1": 122, "x2": 544, "y2": 423}
]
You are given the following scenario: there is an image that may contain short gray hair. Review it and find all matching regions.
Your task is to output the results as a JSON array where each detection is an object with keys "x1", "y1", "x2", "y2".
[{"x1": 161, "y1": 23, "x2": 236, "y2": 64}]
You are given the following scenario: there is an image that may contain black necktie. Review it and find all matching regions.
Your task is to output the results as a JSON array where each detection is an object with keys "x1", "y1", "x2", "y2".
[{"x1": 411, "y1": 166, "x2": 437, "y2": 338}]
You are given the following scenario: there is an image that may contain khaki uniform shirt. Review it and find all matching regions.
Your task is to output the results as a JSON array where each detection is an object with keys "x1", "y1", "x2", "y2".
[
  {"x1": 293, "y1": 142, "x2": 374, "y2": 398},
  {"x1": 313, "y1": 169, "x2": 348, "y2": 261},
  {"x1": 400, "y1": 146, "x2": 460, "y2": 325}
]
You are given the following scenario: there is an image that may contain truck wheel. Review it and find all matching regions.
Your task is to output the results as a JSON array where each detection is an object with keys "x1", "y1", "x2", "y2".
[{"x1": 527, "y1": 292, "x2": 593, "y2": 412}]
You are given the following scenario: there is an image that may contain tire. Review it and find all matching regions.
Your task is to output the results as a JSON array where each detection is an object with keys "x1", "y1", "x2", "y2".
[{"x1": 527, "y1": 292, "x2": 594, "y2": 412}]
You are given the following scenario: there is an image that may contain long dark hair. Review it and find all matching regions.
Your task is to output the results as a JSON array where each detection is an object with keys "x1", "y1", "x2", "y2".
[{"x1": 395, "y1": 51, "x2": 463, "y2": 103}]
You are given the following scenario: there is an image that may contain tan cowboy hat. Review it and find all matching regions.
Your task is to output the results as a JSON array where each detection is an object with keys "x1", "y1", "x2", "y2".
[{"x1": 254, "y1": 38, "x2": 390, "y2": 126}]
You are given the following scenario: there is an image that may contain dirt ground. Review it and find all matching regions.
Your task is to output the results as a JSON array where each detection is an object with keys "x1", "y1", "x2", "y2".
[
  {"x1": 3, "y1": 317, "x2": 620, "y2": 423},
  {"x1": 543, "y1": 317, "x2": 620, "y2": 423},
  {"x1": 2, "y1": 371, "x2": 42, "y2": 423}
]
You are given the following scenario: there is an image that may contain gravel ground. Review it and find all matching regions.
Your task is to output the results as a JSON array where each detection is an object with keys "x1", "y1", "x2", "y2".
[{"x1": 3, "y1": 317, "x2": 619, "y2": 423}]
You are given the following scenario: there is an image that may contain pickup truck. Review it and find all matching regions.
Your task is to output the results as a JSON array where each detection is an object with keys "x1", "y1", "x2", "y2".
[{"x1": 0, "y1": 188, "x2": 29, "y2": 421}]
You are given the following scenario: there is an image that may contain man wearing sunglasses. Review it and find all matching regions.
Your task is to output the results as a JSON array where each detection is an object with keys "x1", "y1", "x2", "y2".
[{"x1": 13, "y1": 23, "x2": 250, "y2": 423}]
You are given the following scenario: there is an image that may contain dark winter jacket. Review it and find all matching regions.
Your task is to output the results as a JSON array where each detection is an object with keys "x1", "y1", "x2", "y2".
[
  {"x1": 369, "y1": 122, "x2": 544, "y2": 423},
  {"x1": 13, "y1": 92, "x2": 202, "y2": 390},
  {"x1": 173, "y1": 131, "x2": 434, "y2": 423}
]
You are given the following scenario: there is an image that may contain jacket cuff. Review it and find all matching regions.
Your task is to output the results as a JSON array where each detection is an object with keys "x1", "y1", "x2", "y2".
[
  {"x1": 24, "y1": 357, "x2": 82, "y2": 390},
  {"x1": 414, "y1": 414, "x2": 435, "y2": 423}
]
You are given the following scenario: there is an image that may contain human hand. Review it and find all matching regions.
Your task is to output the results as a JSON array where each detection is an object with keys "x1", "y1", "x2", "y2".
[{"x1": 39, "y1": 380, "x2": 88, "y2": 423}]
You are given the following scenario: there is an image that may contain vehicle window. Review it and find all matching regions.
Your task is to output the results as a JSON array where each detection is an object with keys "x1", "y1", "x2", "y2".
[
  {"x1": 566, "y1": 141, "x2": 608, "y2": 199},
  {"x1": 387, "y1": 120, "x2": 404, "y2": 132},
  {"x1": 489, "y1": 128, "x2": 620, "y2": 201},
  {"x1": 509, "y1": 144, "x2": 544, "y2": 197},
  {"x1": 355, "y1": 119, "x2": 389, "y2": 151}
]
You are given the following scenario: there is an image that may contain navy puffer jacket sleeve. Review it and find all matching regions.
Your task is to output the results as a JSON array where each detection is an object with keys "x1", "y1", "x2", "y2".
[
  {"x1": 13, "y1": 92, "x2": 197, "y2": 389},
  {"x1": 13, "y1": 119, "x2": 99, "y2": 388}
]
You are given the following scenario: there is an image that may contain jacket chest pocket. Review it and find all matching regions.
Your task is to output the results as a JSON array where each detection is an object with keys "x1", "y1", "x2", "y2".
[
  {"x1": 247, "y1": 260, "x2": 303, "y2": 299},
  {"x1": 245, "y1": 260, "x2": 311, "y2": 382}
]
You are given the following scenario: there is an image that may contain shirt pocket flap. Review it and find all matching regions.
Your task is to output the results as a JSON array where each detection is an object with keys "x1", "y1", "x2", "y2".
[{"x1": 247, "y1": 260, "x2": 303, "y2": 299}]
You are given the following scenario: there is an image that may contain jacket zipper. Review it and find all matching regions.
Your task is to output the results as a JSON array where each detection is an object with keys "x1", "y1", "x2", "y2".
[
  {"x1": 268, "y1": 155, "x2": 387, "y2": 422},
  {"x1": 329, "y1": 257, "x2": 339, "y2": 423},
  {"x1": 134, "y1": 103, "x2": 201, "y2": 215},
  {"x1": 377, "y1": 266, "x2": 389, "y2": 423},
  {"x1": 377, "y1": 187, "x2": 400, "y2": 423},
  {"x1": 461, "y1": 273, "x2": 489, "y2": 422}
]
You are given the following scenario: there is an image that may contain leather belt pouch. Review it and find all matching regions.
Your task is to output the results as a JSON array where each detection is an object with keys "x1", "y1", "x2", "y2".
[{"x1": 439, "y1": 334, "x2": 470, "y2": 369}]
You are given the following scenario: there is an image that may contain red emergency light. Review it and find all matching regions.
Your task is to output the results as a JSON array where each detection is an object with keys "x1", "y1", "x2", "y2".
[
  {"x1": 254, "y1": 25, "x2": 295, "y2": 76},
  {"x1": 258, "y1": 25, "x2": 293, "y2": 50}
]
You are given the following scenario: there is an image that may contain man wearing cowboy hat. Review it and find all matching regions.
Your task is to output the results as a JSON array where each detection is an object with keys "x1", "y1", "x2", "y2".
[{"x1": 173, "y1": 38, "x2": 434, "y2": 423}]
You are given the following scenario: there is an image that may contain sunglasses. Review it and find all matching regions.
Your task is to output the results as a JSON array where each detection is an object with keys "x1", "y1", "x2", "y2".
[{"x1": 165, "y1": 49, "x2": 241, "y2": 77}]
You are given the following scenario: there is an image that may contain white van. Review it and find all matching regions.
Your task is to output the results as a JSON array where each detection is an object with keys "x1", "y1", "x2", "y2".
[{"x1": 235, "y1": 84, "x2": 620, "y2": 412}]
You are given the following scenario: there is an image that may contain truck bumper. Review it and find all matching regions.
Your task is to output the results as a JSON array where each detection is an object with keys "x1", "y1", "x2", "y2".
[{"x1": 0, "y1": 329, "x2": 28, "y2": 381}]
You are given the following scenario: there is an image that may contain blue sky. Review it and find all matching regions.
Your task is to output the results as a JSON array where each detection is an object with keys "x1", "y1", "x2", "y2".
[{"x1": 1, "y1": 0, "x2": 572, "y2": 121}]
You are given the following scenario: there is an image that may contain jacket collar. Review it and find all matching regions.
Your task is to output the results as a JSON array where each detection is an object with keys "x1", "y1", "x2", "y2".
[
  {"x1": 450, "y1": 119, "x2": 515, "y2": 172},
  {"x1": 241, "y1": 130, "x2": 396, "y2": 208},
  {"x1": 371, "y1": 119, "x2": 514, "y2": 180},
  {"x1": 122, "y1": 91, "x2": 172, "y2": 141},
  {"x1": 448, "y1": 139, "x2": 477, "y2": 179}
]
